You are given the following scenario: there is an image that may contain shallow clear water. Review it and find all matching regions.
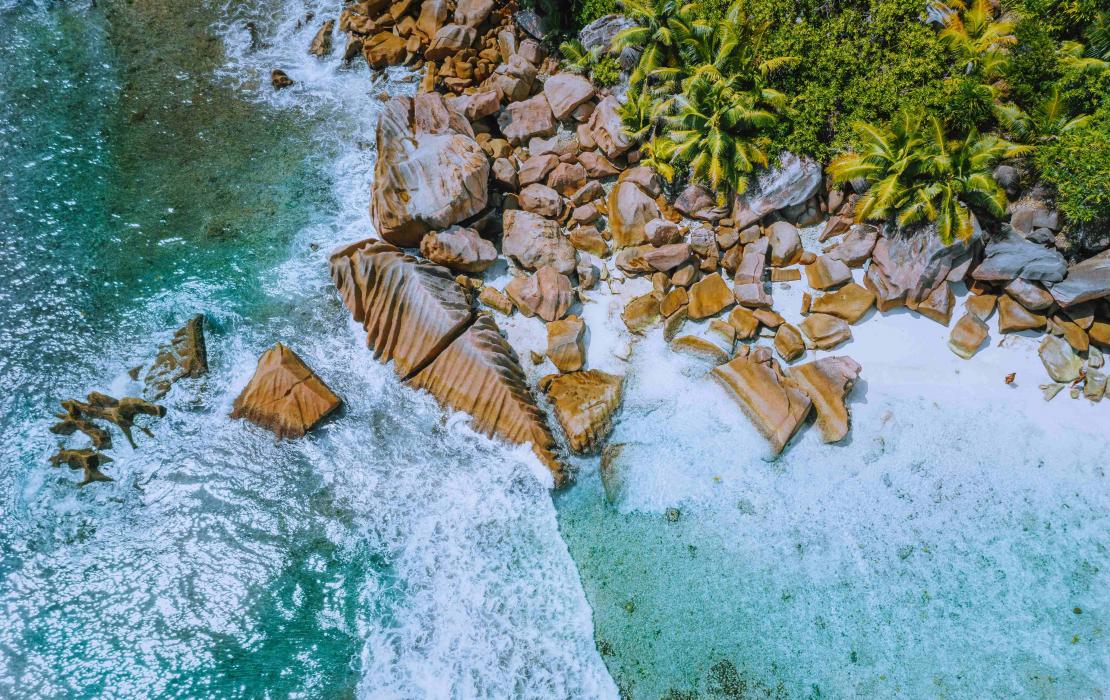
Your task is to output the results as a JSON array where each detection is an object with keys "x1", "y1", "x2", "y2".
[{"x1": 2, "y1": 0, "x2": 1108, "y2": 698}]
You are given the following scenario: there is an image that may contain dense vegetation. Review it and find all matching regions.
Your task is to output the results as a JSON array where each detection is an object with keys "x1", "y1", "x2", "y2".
[{"x1": 558, "y1": 0, "x2": 1109, "y2": 245}]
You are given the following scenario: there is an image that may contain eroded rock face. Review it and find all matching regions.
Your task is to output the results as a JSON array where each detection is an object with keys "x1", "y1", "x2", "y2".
[
  {"x1": 865, "y1": 225, "x2": 979, "y2": 313},
  {"x1": 543, "y1": 73, "x2": 595, "y2": 120},
  {"x1": 588, "y1": 95, "x2": 633, "y2": 158},
  {"x1": 579, "y1": 14, "x2": 635, "y2": 55},
  {"x1": 546, "y1": 315, "x2": 586, "y2": 371},
  {"x1": 140, "y1": 314, "x2": 208, "y2": 399},
  {"x1": 674, "y1": 184, "x2": 728, "y2": 222},
  {"x1": 514, "y1": 265, "x2": 573, "y2": 322},
  {"x1": 712, "y1": 356, "x2": 812, "y2": 455},
  {"x1": 370, "y1": 97, "x2": 489, "y2": 247},
  {"x1": 419, "y1": 226, "x2": 497, "y2": 273},
  {"x1": 498, "y1": 94, "x2": 556, "y2": 145},
  {"x1": 997, "y1": 295, "x2": 1047, "y2": 332},
  {"x1": 539, "y1": 370, "x2": 623, "y2": 453},
  {"x1": 608, "y1": 180, "x2": 661, "y2": 248},
  {"x1": 790, "y1": 356, "x2": 861, "y2": 443},
  {"x1": 688, "y1": 273, "x2": 734, "y2": 319},
  {"x1": 733, "y1": 153, "x2": 823, "y2": 228},
  {"x1": 799, "y1": 313, "x2": 851, "y2": 349},
  {"x1": 809, "y1": 283, "x2": 875, "y2": 324},
  {"x1": 409, "y1": 315, "x2": 563, "y2": 482},
  {"x1": 231, "y1": 343, "x2": 342, "y2": 439},
  {"x1": 330, "y1": 240, "x2": 473, "y2": 378},
  {"x1": 826, "y1": 225, "x2": 878, "y2": 267}
]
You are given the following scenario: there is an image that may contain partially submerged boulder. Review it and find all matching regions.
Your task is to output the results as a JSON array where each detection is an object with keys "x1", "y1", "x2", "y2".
[
  {"x1": 138, "y1": 314, "x2": 208, "y2": 399},
  {"x1": 409, "y1": 315, "x2": 564, "y2": 483},
  {"x1": 231, "y1": 343, "x2": 342, "y2": 439},
  {"x1": 370, "y1": 97, "x2": 489, "y2": 247},
  {"x1": 539, "y1": 370, "x2": 624, "y2": 454}
]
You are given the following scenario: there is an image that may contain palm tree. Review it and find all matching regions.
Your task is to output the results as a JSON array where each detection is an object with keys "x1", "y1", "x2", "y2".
[
  {"x1": 559, "y1": 39, "x2": 600, "y2": 75},
  {"x1": 828, "y1": 112, "x2": 1028, "y2": 244},
  {"x1": 937, "y1": 0, "x2": 1017, "y2": 80},
  {"x1": 611, "y1": 0, "x2": 699, "y2": 88},
  {"x1": 994, "y1": 87, "x2": 1093, "y2": 142},
  {"x1": 1059, "y1": 40, "x2": 1109, "y2": 74},
  {"x1": 665, "y1": 73, "x2": 776, "y2": 199}
]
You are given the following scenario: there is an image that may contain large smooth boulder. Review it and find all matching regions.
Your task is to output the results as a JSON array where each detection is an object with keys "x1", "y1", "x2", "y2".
[
  {"x1": 588, "y1": 95, "x2": 633, "y2": 158},
  {"x1": 417, "y1": 0, "x2": 450, "y2": 40},
  {"x1": 805, "y1": 255, "x2": 851, "y2": 290},
  {"x1": 733, "y1": 153, "x2": 823, "y2": 228},
  {"x1": 231, "y1": 343, "x2": 341, "y2": 439},
  {"x1": 502, "y1": 209, "x2": 577, "y2": 274},
  {"x1": 579, "y1": 14, "x2": 635, "y2": 55},
  {"x1": 767, "y1": 221, "x2": 802, "y2": 266},
  {"x1": 454, "y1": 0, "x2": 494, "y2": 27},
  {"x1": 809, "y1": 282, "x2": 875, "y2": 324},
  {"x1": 370, "y1": 97, "x2": 489, "y2": 247},
  {"x1": 543, "y1": 73, "x2": 596, "y2": 120},
  {"x1": 790, "y1": 357, "x2": 861, "y2": 443},
  {"x1": 519, "y1": 183, "x2": 564, "y2": 218},
  {"x1": 419, "y1": 226, "x2": 497, "y2": 273},
  {"x1": 997, "y1": 295, "x2": 1047, "y2": 332},
  {"x1": 712, "y1": 356, "x2": 812, "y2": 455},
  {"x1": 409, "y1": 315, "x2": 564, "y2": 484},
  {"x1": 688, "y1": 273, "x2": 734, "y2": 319},
  {"x1": 330, "y1": 241, "x2": 473, "y2": 378},
  {"x1": 140, "y1": 314, "x2": 208, "y2": 399},
  {"x1": 1050, "y1": 250, "x2": 1110, "y2": 307},
  {"x1": 826, "y1": 225, "x2": 879, "y2": 267},
  {"x1": 865, "y1": 224, "x2": 980, "y2": 313},
  {"x1": 539, "y1": 370, "x2": 624, "y2": 453},
  {"x1": 1005, "y1": 278, "x2": 1055, "y2": 311},
  {"x1": 546, "y1": 315, "x2": 586, "y2": 372},
  {"x1": 971, "y1": 229, "x2": 1067, "y2": 282},
  {"x1": 607, "y1": 180, "x2": 660, "y2": 248},
  {"x1": 426, "y1": 23, "x2": 476, "y2": 60},
  {"x1": 511, "y1": 265, "x2": 573, "y2": 322},
  {"x1": 1039, "y1": 335, "x2": 1083, "y2": 382},
  {"x1": 363, "y1": 32, "x2": 406, "y2": 68},
  {"x1": 498, "y1": 94, "x2": 556, "y2": 145},
  {"x1": 799, "y1": 314, "x2": 851, "y2": 349}
]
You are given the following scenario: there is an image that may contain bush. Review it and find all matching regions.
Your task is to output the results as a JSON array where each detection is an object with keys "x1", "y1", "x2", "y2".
[
  {"x1": 591, "y1": 56, "x2": 621, "y2": 86},
  {"x1": 1036, "y1": 107, "x2": 1110, "y2": 228},
  {"x1": 574, "y1": 0, "x2": 618, "y2": 26}
]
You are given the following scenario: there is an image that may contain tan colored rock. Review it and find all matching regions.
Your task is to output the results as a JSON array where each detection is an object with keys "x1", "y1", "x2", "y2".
[
  {"x1": 615, "y1": 244, "x2": 654, "y2": 275},
  {"x1": 948, "y1": 313, "x2": 989, "y2": 359},
  {"x1": 547, "y1": 163, "x2": 588, "y2": 197},
  {"x1": 734, "y1": 237, "x2": 768, "y2": 286},
  {"x1": 809, "y1": 282, "x2": 875, "y2": 324},
  {"x1": 671, "y1": 336, "x2": 730, "y2": 365},
  {"x1": 309, "y1": 20, "x2": 335, "y2": 57},
  {"x1": 805, "y1": 255, "x2": 852, "y2": 290},
  {"x1": 518, "y1": 153, "x2": 559, "y2": 187},
  {"x1": 498, "y1": 94, "x2": 556, "y2": 145},
  {"x1": 426, "y1": 23, "x2": 477, "y2": 60},
  {"x1": 671, "y1": 263, "x2": 697, "y2": 288},
  {"x1": 1090, "y1": 320, "x2": 1110, "y2": 347},
  {"x1": 660, "y1": 287, "x2": 689, "y2": 318},
  {"x1": 501, "y1": 209, "x2": 576, "y2": 274},
  {"x1": 622, "y1": 293, "x2": 660, "y2": 333},
  {"x1": 231, "y1": 343, "x2": 342, "y2": 439},
  {"x1": 644, "y1": 243, "x2": 691, "y2": 273},
  {"x1": 767, "y1": 221, "x2": 802, "y2": 266},
  {"x1": 516, "y1": 266, "x2": 573, "y2": 322},
  {"x1": 370, "y1": 97, "x2": 489, "y2": 247},
  {"x1": 728, "y1": 307, "x2": 760, "y2": 339},
  {"x1": 734, "y1": 282, "x2": 772, "y2": 309},
  {"x1": 539, "y1": 370, "x2": 623, "y2": 454},
  {"x1": 998, "y1": 295, "x2": 1047, "y2": 333},
  {"x1": 271, "y1": 69, "x2": 294, "y2": 90},
  {"x1": 543, "y1": 73, "x2": 596, "y2": 120},
  {"x1": 1038, "y1": 335, "x2": 1082, "y2": 383},
  {"x1": 790, "y1": 357, "x2": 861, "y2": 443},
  {"x1": 141, "y1": 314, "x2": 208, "y2": 399},
  {"x1": 799, "y1": 313, "x2": 851, "y2": 349},
  {"x1": 607, "y1": 181, "x2": 660, "y2": 248},
  {"x1": 331, "y1": 241, "x2": 473, "y2": 378},
  {"x1": 454, "y1": 0, "x2": 494, "y2": 27},
  {"x1": 546, "y1": 315, "x2": 587, "y2": 372},
  {"x1": 774, "y1": 323, "x2": 805, "y2": 362},
  {"x1": 478, "y1": 286, "x2": 513, "y2": 315},
  {"x1": 964, "y1": 293, "x2": 997, "y2": 321},
  {"x1": 568, "y1": 226, "x2": 608, "y2": 257},
  {"x1": 688, "y1": 273, "x2": 734, "y2": 319},
  {"x1": 578, "y1": 150, "x2": 621, "y2": 178},
  {"x1": 363, "y1": 32, "x2": 407, "y2": 67},
  {"x1": 825, "y1": 225, "x2": 878, "y2": 267},
  {"x1": 409, "y1": 315, "x2": 563, "y2": 484},
  {"x1": 587, "y1": 95, "x2": 633, "y2": 158},
  {"x1": 770, "y1": 268, "x2": 801, "y2": 282},
  {"x1": 1052, "y1": 315, "x2": 1089, "y2": 353},
  {"x1": 712, "y1": 356, "x2": 812, "y2": 455},
  {"x1": 419, "y1": 225, "x2": 497, "y2": 273},
  {"x1": 1004, "y1": 278, "x2": 1054, "y2": 311},
  {"x1": 519, "y1": 183, "x2": 564, "y2": 218},
  {"x1": 645, "y1": 218, "x2": 682, "y2": 247}
]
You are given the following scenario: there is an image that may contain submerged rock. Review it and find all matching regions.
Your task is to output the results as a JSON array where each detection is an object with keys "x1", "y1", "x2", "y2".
[
  {"x1": 49, "y1": 448, "x2": 114, "y2": 486},
  {"x1": 308, "y1": 20, "x2": 334, "y2": 57},
  {"x1": 230, "y1": 343, "x2": 342, "y2": 439},
  {"x1": 539, "y1": 370, "x2": 623, "y2": 454},
  {"x1": 139, "y1": 314, "x2": 208, "y2": 399}
]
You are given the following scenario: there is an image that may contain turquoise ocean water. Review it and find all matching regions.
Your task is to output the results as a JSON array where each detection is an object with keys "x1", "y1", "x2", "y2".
[{"x1": 1, "y1": 1, "x2": 1108, "y2": 698}]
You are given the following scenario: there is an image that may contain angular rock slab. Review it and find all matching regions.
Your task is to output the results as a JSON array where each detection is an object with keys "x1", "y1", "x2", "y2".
[
  {"x1": 539, "y1": 370, "x2": 623, "y2": 454},
  {"x1": 409, "y1": 315, "x2": 564, "y2": 484},
  {"x1": 1050, "y1": 250, "x2": 1110, "y2": 308},
  {"x1": 733, "y1": 153, "x2": 823, "y2": 228},
  {"x1": 330, "y1": 241, "x2": 473, "y2": 378},
  {"x1": 370, "y1": 97, "x2": 489, "y2": 247},
  {"x1": 712, "y1": 356, "x2": 812, "y2": 455},
  {"x1": 231, "y1": 343, "x2": 342, "y2": 439},
  {"x1": 790, "y1": 356, "x2": 861, "y2": 443}
]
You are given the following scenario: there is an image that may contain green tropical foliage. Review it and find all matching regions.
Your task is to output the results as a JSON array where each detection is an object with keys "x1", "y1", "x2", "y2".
[
  {"x1": 994, "y1": 87, "x2": 1093, "y2": 142},
  {"x1": 828, "y1": 112, "x2": 1029, "y2": 244},
  {"x1": 1036, "y1": 104, "x2": 1110, "y2": 228},
  {"x1": 937, "y1": 0, "x2": 1018, "y2": 81}
]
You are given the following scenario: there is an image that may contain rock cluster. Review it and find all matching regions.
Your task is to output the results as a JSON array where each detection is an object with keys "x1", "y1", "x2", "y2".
[{"x1": 48, "y1": 391, "x2": 166, "y2": 485}]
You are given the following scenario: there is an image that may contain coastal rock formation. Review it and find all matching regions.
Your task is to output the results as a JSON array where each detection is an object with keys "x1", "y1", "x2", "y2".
[
  {"x1": 971, "y1": 229, "x2": 1067, "y2": 282},
  {"x1": 502, "y1": 209, "x2": 577, "y2": 274},
  {"x1": 409, "y1": 315, "x2": 563, "y2": 483},
  {"x1": 865, "y1": 226, "x2": 978, "y2": 313},
  {"x1": 330, "y1": 241, "x2": 473, "y2": 377},
  {"x1": 370, "y1": 96, "x2": 489, "y2": 247},
  {"x1": 231, "y1": 343, "x2": 342, "y2": 439},
  {"x1": 543, "y1": 73, "x2": 595, "y2": 120},
  {"x1": 674, "y1": 184, "x2": 728, "y2": 222},
  {"x1": 546, "y1": 315, "x2": 586, "y2": 372},
  {"x1": 1038, "y1": 335, "x2": 1083, "y2": 383},
  {"x1": 1050, "y1": 250, "x2": 1110, "y2": 307},
  {"x1": 809, "y1": 283, "x2": 875, "y2": 323},
  {"x1": 419, "y1": 226, "x2": 497, "y2": 273},
  {"x1": 49, "y1": 448, "x2": 114, "y2": 486},
  {"x1": 826, "y1": 225, "x2": 878, "y2": 267},
  {"x1": 138, "y1": 314, "x2": 208, "y2": 399},
  {"x1": 539, "y1": 370, "x2": 623, "y2": 454},
  {"x1": 588, "y1": 95, "x2": 633, "y2": 158},
  {"x1": 308, "y1": 20, "x2": 334, "y2": 57},
  {"x1": 712, "y1": 356, "x2": 812, "y2": 455},
  {"x1": 790, "y1": 357, "x2": 861, "y2": 443},
  {"x1": 687, "y1": 273, "x2": 733, "y2": 319},
  {"x1": 608, "y1": 180, "x2": 661, "y2": 248},
  {"x1": 799, "y1": 314, "x2": 851, "y2": 349},
  {"x1": 733, "y1": 153, "x2": 822, "y2": 228},
  {"x1": 948, "y1": 313, "x2": 989, "y2": 359}
]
